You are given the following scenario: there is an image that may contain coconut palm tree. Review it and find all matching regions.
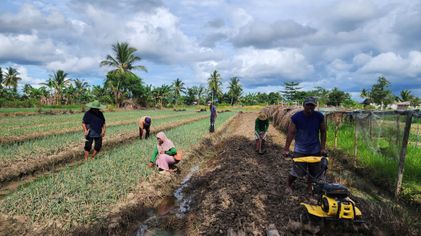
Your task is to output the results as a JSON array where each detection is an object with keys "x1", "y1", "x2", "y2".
[
  {"x1": 227, "y1": 77, "x2": 243, "y2": 106},
  {"x1": 73, "y1": 78, "x2": 89, "y2": 103},
  {"x1": 399, "y1": 90, "x2": 413, "y2": 102},
  {"x1": 208, "y1": 70, "x2": 222, "y2": 103},
  {"x1": 3, "y1": 67, "x2": 22, "y2": 92},
  {"x1": 172, "y1": 78, "x2": 186, "y2": 106},
  {"x1": 50, "y1": 70, "x2": 71, "y2": 104},
  {"x1": 152, "y1": 85, "x2": 171, "y2": 108},
  {"x1": 197, "y1": 85, "x2": 206, "y2": 105},
  {"x1": 0, "y1": 67, "x2": 3, "y2": 89},
  {"x1": 100, "y1": 42, "x2": 147, "y2": 107}
]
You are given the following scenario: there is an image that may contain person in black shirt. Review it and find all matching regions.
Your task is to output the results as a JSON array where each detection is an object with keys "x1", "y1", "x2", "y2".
[{"x1": 82, "y1": 100, "x2": 106, "y2": 160}]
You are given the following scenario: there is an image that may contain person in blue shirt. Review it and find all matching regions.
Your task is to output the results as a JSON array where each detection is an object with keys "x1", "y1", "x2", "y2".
[
  {"x1": 282, "y1": 97, "x2": 326, "y2": 193},
  {"x1": 82, "y1": 100, "x2": 106, "y2": 160}
]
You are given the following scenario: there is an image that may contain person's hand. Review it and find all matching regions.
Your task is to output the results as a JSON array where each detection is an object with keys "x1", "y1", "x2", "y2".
[
  {"x1": 147, "y1": 162, "x2": 154, "y2": 168},
  {"x1": 282, "y1": 149, "x2": 290, "y2": 158},
  {"x1": 101, "y1": 131, "x2": 105, "y2": 137},
  {"x1": 321, "y1": 149, "x2": 328, "y2": 157},
  {"x1": 84, "y1": 129, "x2": 89, "y2": 137}
]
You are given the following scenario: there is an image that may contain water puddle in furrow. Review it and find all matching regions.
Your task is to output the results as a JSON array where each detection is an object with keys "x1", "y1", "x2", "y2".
[{"x1": 135, "y1": 166, "x2": 199, "y2": 236}]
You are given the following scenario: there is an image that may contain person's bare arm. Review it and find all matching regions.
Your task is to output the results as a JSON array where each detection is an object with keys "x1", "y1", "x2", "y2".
[
  {"x1": 101, "y1": 122, "x2": 106, "y2": 137},
  {"x1": 283, "y1": 121, "x2": 296, "y2": 155},
  {"x1": 82, "y1": 123, "x2": 89, "y2": 136}
]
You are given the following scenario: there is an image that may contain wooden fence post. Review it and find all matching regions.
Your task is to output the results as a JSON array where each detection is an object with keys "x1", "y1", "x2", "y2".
[
  {"x1": 395, "y1": 111, "x2": 413, "y2": 199},
  {"x1": 396, "y1": 115, "x2": 401, "y2": 145},
  {"x1": 369, "y1": 112, "x2": 372, "y2": 138},
  {"x1": 354, "y1": 116, "x2": 358, "y2": 159}
]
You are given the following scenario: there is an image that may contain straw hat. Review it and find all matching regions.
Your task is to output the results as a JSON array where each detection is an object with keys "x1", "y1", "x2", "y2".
[
  {"x1": 86, "y1": 100, "x2": 106, "y2": 110},
  {"x1": 258, "y1": 112, "x2": 268, "y2": 121}
]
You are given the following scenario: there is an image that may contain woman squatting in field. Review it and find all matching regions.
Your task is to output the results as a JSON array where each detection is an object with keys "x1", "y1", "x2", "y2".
[{"x1": 147, "y1": 132, "x2": 181, "y2": 174}]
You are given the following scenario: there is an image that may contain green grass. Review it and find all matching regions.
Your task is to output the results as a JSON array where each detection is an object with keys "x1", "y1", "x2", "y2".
[
  {"x1": 0, "y1": 112, "x2": 235, "y2": 228},
  {"x1": 327, "y1": 119, "x2": 421, "y2": 200},
  {"x1": 0, "y1": 112, "x2": 206, "y2": 166}
]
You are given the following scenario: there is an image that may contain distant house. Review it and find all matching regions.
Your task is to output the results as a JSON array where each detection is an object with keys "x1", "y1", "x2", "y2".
[
  {"x1": 360, "y1": 98, "x2": 381, "y2": 109},
  {"x1": 360, "y1": 98, "x2": 372, "y2": 106},
  {"x1": 390, "y1": 101, "x2": 411, "y2": 110}
]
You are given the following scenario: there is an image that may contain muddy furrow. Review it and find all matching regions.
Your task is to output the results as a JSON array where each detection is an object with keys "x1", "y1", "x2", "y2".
[
  {"x1": 0, "y1": 115, "x2": 208, "y2": 192},
  {"x1": 0, "y1": 113, "x2": 192, "y2": 144}
]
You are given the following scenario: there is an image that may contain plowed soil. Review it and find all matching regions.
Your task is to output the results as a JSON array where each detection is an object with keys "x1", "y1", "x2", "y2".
[
  {"x1": 139, "y1": 112, "x2": 419, "y2": 235},
  {"x1": 1, "y1": 112, "x2": 419, "y2": 235}
]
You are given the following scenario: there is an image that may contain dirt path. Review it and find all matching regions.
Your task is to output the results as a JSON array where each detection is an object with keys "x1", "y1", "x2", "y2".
[
  {"x1": 172, "y1": 113, "x2": 420, "y2": 236},
  {"x1": 180, "y1": 112, "x2": 303, "y2": 235}
]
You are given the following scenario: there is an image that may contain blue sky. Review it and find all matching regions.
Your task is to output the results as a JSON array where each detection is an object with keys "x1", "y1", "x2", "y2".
[{"x1": 1, "y1": 0, "x2": 421, "y2": 100}]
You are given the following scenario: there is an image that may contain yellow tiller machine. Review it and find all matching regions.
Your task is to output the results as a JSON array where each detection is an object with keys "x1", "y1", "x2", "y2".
[{"x1": 291, "y1": 155, "x2": 363, "y2": 223}]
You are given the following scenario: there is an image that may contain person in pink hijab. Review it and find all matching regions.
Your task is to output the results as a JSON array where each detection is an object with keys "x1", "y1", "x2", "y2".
[{"x1": 147, "y1": 132, "x2": 178, "y2": 173}]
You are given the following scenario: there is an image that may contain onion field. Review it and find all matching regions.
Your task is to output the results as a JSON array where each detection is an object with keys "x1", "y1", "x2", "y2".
[{"x1": 0, "y1": 109, "x2": 236, "y2": 233}]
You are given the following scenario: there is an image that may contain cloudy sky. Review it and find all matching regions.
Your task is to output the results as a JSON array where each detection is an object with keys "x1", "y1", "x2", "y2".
[{"x1": 1, "y1": 0, "x2": 421, "y2": 100}]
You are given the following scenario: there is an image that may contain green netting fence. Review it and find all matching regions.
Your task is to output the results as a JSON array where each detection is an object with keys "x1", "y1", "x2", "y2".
[{"x1": 325, "y1": 110, "x2": 421, "y2": 200}]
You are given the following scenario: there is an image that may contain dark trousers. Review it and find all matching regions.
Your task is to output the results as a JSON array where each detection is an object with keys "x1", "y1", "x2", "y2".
[
  {"x1": 139, "y1": 127, "x2": 150, "y2": 139},
  {"x1": 84, "y1": 137, "x2": 103, "y2": 152},
  {"x1": 209, "y1": 117, "x2": 215, "y2": 132}
]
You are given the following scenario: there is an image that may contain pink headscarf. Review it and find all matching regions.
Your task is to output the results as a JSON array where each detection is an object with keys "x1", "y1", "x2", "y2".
[{"x1": 156, "y1": 132, "x2": 175, "y2": 153}]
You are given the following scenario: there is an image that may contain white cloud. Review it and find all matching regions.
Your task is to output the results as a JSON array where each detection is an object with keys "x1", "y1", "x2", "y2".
[
  {"x1": 326, "y1": 0, "x2": 381, "y2": 32},
  {"x1": 46, "y1": 56, "x2": 99, "y2": 73},
  {"x1": 14, "y1": 65, "x2": 44, "y2": 88},
  {"x1": 0, "y1": 4, "x2": 67, "y2": 33},
  {"x1": 232, "y1": 20, "x2": 316, "y2": 48},
  {"x1": 193, "y1": 47, "x2": 314, "y2": 88},
  {"x1": 231, "y1": 48, "x2": 313, "y2": 79},
  {"x1": 126, "y1": 8, "x2": 217, "y2": 64},
  {"x1": 360, "y1": 52, "x2": 409, "y2": 75},
  {"x1": 0, "y1": 33, "x2": 57, "y2": 63}
]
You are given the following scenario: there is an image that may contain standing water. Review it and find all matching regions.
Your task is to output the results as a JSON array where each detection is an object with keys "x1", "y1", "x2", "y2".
[{"x1": 135, "y1": 166, "x2": 199, "y2": 236}]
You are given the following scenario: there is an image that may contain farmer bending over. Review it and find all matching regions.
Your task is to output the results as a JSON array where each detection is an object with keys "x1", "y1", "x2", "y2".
[
  {"x1": 82, "y1": 100, "x2": 106, "y2": 160},
  {"x1": 138, "y1": 116, "x2": 152, "y2": 139},
  {"x1": 255, "y1": 112, "x2": 269, "y2": 152},
  {"x1": 282, "y1": 97, "x2": 326, "y2": 193},
  {"x1": 147, "y1": 132, "x2": 180, "y2": 174}
]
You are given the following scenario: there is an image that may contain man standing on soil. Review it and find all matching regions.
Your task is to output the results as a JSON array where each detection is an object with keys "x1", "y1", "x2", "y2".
[
  {"x1": 138, "y1": 116, "x2": 152, "y2": 139},
  {"x1": 209, "y1": 102, "x2": 217, "y2": 132},
  {"x1": 82, "y1": 100, "x2": 106, "y2": 160},
  {"x1": 255, "y1": 112, "x2": 269, "y2": 153},
  {"x1": 282, "y1": 97, "x2": 326, "y2": 193}
]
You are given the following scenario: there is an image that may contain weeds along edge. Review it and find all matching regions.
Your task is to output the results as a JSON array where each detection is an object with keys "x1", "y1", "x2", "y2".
[
  {"x1": 68, "y1": 112, "x2": 241, "y2": 236},
  {"x1": 0, "y1": 115, "x2": 209, "y2": 190},
  {"x1": 330, "y1": 150, "x2": 421, "y2": 235}
]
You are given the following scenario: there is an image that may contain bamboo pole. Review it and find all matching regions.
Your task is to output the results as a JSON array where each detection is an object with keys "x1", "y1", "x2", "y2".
[
  {"x1": 395, "y1": 111, "x2": 413, "y2": 199},
  {"x1": 369, "y1": 112, "x2": 372, "y2": 138},
  {"x1": 354, "y1": 117, "x2": 358, "y2": 159},
  {"x1": 396, "y1": 115, "x2": 401, "y2": 145}
]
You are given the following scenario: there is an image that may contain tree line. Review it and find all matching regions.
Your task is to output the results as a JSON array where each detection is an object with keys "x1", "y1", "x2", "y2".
[{"x1": 0, "y1": 42, "x2": 419, "y2": 108}]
